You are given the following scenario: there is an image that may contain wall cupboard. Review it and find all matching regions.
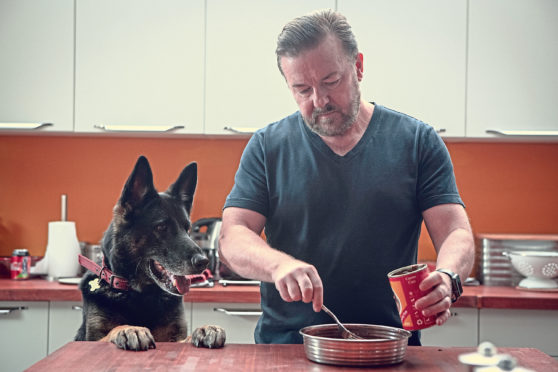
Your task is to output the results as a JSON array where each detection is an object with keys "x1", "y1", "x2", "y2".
[
  {"x1": 0, "y1": 0, "x2": 74, "y2": 132},
  {"x1": 467, "y1": 0, "x2": 558, "y2": 138},
  {"x1": 0, "y1": 0, "x2": 557, "y2": 138},
  {"x1": 339, "y1": 0, "x2": 467, "y2": 137},
  {"x1": 74, "y1": 0, "x2": 205, "y2": 134},
  {"x1": 205, "y1": 0, "x2": 332, "y2": 135}
]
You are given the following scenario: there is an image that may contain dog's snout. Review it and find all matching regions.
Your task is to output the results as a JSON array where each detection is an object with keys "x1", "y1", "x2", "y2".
[{"x1": 191, "y1": 253, "x2": 209, "y2": 271}]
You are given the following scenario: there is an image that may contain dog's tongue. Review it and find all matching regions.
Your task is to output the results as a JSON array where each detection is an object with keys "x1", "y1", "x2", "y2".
[{"x1": 172, "y1": 275, "x2": 190, "y2": 295}]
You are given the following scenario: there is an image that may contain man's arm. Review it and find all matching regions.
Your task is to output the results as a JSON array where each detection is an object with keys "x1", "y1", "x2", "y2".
[
  {"x1": 219, "y1": 207, "x2": 324, "y2": 312},
  {"x1": 415, "y1": 203, "x2": 475, "y2": 325}
]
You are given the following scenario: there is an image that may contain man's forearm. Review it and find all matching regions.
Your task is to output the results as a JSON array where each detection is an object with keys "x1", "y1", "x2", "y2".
[
  {"x1": 219, "y1": 224, "x2": 293, "y2": 282},
  {"x1": 435, "y1": 227, "x2": 474, "y2": 280}
]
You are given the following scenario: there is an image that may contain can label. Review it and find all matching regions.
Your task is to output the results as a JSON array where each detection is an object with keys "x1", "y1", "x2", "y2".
[
  {"x1": 387, "y1": 263, "x2": 435, "y2": 331},
  {"x1": 11, "y1": 250, "x2": 31, "y2": 280}
]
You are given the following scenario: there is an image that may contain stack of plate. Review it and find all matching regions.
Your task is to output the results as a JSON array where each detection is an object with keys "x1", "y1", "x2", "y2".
[{"x1": 299, "y1": 324, "x2": 411, "y2": 366}]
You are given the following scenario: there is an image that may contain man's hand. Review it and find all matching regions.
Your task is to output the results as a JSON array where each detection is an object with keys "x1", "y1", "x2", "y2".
[
  {"x1": 414, "y1": 270, "x2": 453, "y2": 326},
  {"x1": 271, "y1": 258, "x2": 323, "y2": 312}
]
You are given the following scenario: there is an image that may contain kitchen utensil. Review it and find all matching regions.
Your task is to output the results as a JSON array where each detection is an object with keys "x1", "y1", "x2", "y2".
[
  {"x1": 504, "y1": 251, "x2": 558, "y2": 289},
  {"x1": 299, "y1": 323, "x2": 411, "y2": 366},
  {"x1": 321, "y1": 305, "x2": 363, "y2": 340},
  {"x1": 477, "y1": 234, "x2": 558, "y2": 286}
]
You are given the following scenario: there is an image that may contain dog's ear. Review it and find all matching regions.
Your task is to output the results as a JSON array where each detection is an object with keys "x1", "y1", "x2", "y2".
[
  {"x1": 119, "y1": 156, "x2": 157, "y2": 212},
  {"x1": 168, "y1": 162, "x2": 197, "y2": 214}
]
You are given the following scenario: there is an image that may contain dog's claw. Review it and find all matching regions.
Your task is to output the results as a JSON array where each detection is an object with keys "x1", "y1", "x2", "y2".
[
  {"x1": 191, "y1": 325, "x2": 226, "y2": 349},
  {"x1": 109, "y1": 326, "x2": 156, "y2": 351}
]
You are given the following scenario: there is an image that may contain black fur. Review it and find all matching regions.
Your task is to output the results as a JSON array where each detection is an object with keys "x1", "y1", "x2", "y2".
[{"x1": 75, "y1": 156, "x2": 225, "y2": 350}]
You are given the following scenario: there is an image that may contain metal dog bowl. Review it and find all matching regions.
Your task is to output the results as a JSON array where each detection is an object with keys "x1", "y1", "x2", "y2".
[{"x1": 299, "y1": 323, "x2": 411, "y2": 366}]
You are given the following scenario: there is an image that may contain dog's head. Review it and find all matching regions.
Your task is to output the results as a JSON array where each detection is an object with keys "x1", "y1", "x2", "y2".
[{"x1": 105, "y1": 155, "x2": 208, "y2": 296}]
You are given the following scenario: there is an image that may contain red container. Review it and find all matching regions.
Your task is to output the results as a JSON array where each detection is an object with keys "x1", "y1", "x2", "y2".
[
  {"x1": 10, "y1": 249, "x2": 31, "y2": 280},
  {"x1": 387, "y1": 263, "x2": 435, "y2": 331}
]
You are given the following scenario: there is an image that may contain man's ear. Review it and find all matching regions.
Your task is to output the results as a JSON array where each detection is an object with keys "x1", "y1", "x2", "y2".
[{"x1": 355, "y1": 52, "x2": 364, "y2": 82}]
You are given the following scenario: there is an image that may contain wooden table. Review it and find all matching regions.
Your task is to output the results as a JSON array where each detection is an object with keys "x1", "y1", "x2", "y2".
[{"x1": 26, "y1": 342, "x2": 558, "y2": 371}]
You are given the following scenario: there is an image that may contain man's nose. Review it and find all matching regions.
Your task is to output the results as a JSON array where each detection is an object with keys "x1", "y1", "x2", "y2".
[{"x1": 312, "y1": 87, "x2": 329, "y2": 108}]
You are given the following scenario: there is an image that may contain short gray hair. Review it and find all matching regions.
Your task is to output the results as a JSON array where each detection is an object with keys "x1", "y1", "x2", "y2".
[{"x1": 276, "y1": 9, "x2": 359, "y2": 76}]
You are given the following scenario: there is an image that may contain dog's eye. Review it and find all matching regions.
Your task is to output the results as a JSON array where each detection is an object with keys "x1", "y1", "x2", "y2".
[{"x1": 156, "y1": 224, "x2": 167, "y2": 233}]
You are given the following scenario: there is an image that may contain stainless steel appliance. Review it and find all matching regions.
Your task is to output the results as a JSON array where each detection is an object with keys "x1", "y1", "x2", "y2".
[{"x1": 191, "y1": 217, "x2": 257, "y2": 284}]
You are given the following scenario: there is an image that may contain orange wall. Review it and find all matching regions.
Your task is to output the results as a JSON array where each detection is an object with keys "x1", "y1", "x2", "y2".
[{"x1": 1, "y1": 135, "x2": 557, "y2": 261}]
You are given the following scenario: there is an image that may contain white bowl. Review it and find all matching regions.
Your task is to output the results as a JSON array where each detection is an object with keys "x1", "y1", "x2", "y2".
[{"x1": 504, "y1": 251, "x2": 558, "y2": 289}]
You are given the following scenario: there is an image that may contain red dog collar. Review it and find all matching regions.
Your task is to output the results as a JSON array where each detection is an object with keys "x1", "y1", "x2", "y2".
[
  {"x1": 79, "y1": 254, "x2": 130, "y2": 290},
  {"x1": 78, "y1": 254, "x2": 213, "y2": 292}
]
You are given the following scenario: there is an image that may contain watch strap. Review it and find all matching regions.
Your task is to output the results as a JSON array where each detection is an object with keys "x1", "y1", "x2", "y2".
[{"x1": 436, "y1": 268, "x2": 463, "y2": 303}]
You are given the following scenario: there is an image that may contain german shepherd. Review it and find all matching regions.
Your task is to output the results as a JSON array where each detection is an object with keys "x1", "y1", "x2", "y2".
[{"x1": 75, "y1": 156, "x2": 226, "y2": 350}]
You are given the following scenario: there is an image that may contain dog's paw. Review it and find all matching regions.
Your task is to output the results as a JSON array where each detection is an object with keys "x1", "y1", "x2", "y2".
[
  {"x1": 105, "y1": 325, "x2": 156, "y2": 351},
  {"x1": 191, "y1": 325, "x2": 226, "y2": 348}
]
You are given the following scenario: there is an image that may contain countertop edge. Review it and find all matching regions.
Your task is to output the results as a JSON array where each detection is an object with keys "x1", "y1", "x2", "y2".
[{"x1": 1, "y1": 280, "x2": 558, "y2": 310}]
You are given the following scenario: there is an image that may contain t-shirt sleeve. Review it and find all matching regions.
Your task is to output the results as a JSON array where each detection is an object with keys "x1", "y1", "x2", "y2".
[
  {"x1": 223, "y1": 132, "x2": 269, "y2": 216},
  {"x1": 417, "y1": 126, "x2": 464, "y2": 211}
]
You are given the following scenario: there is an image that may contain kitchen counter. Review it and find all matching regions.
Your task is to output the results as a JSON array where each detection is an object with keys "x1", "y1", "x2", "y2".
[
  {"x1": 1, "y1": 278, "x2": 558, "y2": 309},
  {"x1": 26, "y1": 342, "x2": 558, "y2": 371},
  {"x1": 0, "y1": 278, "x2": 260, "y2": 303}
]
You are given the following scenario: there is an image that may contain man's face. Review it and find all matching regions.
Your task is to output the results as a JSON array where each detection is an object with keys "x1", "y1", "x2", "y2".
[{"x1": 280, "y1": 34, "x2": 363, "y2": 137}]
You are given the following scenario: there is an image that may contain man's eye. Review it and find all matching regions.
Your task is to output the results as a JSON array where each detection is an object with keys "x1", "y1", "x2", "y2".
[
  {"x1": 298, "y1": 88, "x2": 311, "y2": 96},
  {"x1": 325, "y1": 79, "x2": 340, "y2": 87}
]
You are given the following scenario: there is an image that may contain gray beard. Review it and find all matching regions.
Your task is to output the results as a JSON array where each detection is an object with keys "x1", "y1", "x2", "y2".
[{"x1": 303, "y1": 87, "x2": 361, "y2": 137}]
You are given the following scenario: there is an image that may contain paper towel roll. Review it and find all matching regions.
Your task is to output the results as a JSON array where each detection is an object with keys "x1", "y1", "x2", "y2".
[{"x1": 45, "y1": 221, "x2": 81, "y2": 279}]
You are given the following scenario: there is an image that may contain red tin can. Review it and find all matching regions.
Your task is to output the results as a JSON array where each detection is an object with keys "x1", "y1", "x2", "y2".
[
  {"x1": 10, "y1": 249, "x2": 31, "y2": 280},
  {"x1": 387, "y1": 263, "x2": 436, "y2": 331}
]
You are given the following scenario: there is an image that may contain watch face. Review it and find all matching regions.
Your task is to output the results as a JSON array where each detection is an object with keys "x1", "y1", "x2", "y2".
[{"x1": 437, "y1": 269, "x2": 462, "y2": 302}]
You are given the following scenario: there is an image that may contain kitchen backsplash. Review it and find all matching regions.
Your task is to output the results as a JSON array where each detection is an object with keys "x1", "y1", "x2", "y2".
[{"x1": 1, "y1": 135, "x2": 557, "y2": 262}]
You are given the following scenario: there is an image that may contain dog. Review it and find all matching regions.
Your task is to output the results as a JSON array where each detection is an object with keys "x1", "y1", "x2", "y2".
[{"x1": 75, "y1": 156, "x2": 226, "y2": 350}]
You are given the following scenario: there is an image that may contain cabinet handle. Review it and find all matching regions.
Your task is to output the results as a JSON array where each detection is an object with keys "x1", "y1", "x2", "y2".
[
  {"x1": 486, "y1": 129, "x2": 558, "y2": 136},
  {"x1": 0, "y1": 306, "x2": 28, "y2": 315},
  {"x1": 223, "y1": 126, "x2": 259, "y2": 134},
  {"x1": 213, "y1": 308, "x2": 262, "y2": 316},
  {"x1": 71, "y1": 306, "x2": 83, "y2": 311},
  {"x1": 94, "y1": 124, "x2": 185, "y2": 132},
  {"x1": 0, "y1": 122, "x2": 53, "y2": 130},
  {"x1": 436, "y1": 128, "x2": 446, "y2": 134}
]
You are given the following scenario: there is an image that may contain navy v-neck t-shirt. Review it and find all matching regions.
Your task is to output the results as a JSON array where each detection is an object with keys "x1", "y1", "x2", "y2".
[{"x1": 224, "y1": 104, "x2": 464, "y2": 344}]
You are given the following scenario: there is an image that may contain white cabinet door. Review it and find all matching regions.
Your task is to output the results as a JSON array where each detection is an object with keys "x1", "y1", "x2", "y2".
[
  {"x1": 75, "y1": 0, "x2": 205, "y2": 134},
  {"x1": 0, "y1": 301, "x2": 49, "y2": 371},
  {"x1": 467, "y1": 0, "x2": 558, "y2": 138},
  {"x1": 48, "y1": 301, "x2": 83, "y2": 354},
  {"x1": 0, "y1": 0, "x2": 74, "y2": 132},
  {"x1": 339, "y1": 0, "x2": 467, "y2": 137},
  {"x1": 205, "y1": 0, "x2": 334, "y2": 135},
  {"x1": 191, "y1": 302, "x2": 261, "y2": 344},
  {"x1": 420, "y1": 307, "x2": 478, "y2": 347},
  {"x1": 479, "y1": 308, "x2": 558, "y2": 357}
]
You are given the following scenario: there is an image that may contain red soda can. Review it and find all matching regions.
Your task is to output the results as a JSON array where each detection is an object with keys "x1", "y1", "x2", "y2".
[{"x1": 10, "y1": 249, "x2": 31, "y2": 280}]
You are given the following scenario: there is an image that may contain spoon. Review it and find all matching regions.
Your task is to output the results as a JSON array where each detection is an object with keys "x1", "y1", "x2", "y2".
[{"x1": 321, "y1": 305, "x2": 364, "y2": 340}]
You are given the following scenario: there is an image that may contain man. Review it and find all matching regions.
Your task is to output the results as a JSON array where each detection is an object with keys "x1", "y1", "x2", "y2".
[{"x1": 219, "y1": 9, "x2": 474, "y2": 345}]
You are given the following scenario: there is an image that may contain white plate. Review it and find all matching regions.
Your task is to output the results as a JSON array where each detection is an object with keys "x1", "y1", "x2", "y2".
[{"x1": 58, "y1": 277, "x2": 82, "y2": 285}]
